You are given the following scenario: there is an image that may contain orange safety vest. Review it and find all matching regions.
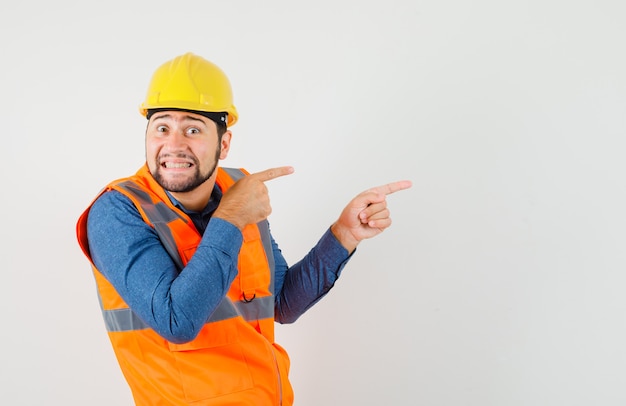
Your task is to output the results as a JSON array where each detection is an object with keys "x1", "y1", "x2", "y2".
[{"x1": 76, "y1": 165, "x2": 294, "y2": 406}]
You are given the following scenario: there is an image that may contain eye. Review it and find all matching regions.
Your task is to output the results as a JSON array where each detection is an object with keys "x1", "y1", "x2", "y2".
[
  {"x1": 186, "y1": 127, "x2": 200, "y2": 135},
  {"x1": 156, "y1": 125, "x2": 167, "y2": 132}
]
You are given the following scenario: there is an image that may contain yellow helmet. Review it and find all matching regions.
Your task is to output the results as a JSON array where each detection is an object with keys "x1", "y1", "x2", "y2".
[{"x1": 139, "y1": 52, "x2": 238, "y2": 127}]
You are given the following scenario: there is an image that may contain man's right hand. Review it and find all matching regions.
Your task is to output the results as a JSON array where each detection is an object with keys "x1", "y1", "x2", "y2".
[{"x1": 213, "y1": 166, "x2": 295, "y2": 230}]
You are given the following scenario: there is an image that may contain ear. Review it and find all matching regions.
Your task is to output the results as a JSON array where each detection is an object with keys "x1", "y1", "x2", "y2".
[{"x1": 219, "y1": 130, "x2": 232, "y2": 160}]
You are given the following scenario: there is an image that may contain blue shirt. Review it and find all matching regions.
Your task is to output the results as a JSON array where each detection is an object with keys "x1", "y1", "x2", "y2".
[{"x1": 86, "y1": 187, "x2": 352, "y2": 343}]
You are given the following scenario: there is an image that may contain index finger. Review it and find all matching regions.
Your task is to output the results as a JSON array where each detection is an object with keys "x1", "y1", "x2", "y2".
[
  {"x1": 249, "y1": 166, "x2": 295, "y2": 182},
  {"x1": 369, "y1": 180, "x2": 413, "y2": 196}
]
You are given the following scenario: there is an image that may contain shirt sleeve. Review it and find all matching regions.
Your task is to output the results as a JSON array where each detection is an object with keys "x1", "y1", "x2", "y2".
[
  {"x1": 87, "y1": 190, "x2": 242, "y2": 344},
  {"x1": 273, "y1": 228, "x2": 353, "y2": 324}
]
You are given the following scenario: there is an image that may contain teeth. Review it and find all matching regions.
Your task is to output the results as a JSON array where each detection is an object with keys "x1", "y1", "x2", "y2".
[{"x1": 164, "y1": 162, "x2": 191, "y2": 168}]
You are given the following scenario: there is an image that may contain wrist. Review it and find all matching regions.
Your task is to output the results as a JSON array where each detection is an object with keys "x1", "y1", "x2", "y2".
[
  {"x1": 330, "y1": 222, "x2": 358, "y2": 254},
  {"x1": 213, "y1": 208, "x2": 245, "y2": 231}
]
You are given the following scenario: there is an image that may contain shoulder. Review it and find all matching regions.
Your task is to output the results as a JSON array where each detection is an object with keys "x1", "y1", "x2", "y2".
[
  {"x1": 86, "y1": 189, "x2": 157, "y2": 255},
  {"x1": 88, "y1": 189, "x2": 144, "y2": 229},
  {"x1": 91, "y1": 189, "x2": 135, "y2": 212}
]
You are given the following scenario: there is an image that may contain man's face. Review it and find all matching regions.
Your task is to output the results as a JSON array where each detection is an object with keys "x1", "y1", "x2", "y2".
[{"x1": 145, "y1": 110, "x2": 229, "y2": 193}]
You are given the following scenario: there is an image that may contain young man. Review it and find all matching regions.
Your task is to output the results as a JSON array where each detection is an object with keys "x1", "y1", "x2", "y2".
[{"x1": 76, "y1": 52, "x2": 411, "y2": 405}]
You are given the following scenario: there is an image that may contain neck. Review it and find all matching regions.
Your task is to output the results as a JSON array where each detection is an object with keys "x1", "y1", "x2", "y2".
[{"x1": 169, "y1": 177, "x2": 217, "y2": 212}]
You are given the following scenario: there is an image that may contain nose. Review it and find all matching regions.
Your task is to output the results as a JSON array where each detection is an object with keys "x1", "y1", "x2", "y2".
[{"x1": 164, "y1": 130, "x2": 188, "y2": 151}]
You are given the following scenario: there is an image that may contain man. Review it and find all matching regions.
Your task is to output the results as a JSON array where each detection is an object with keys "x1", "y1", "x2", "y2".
[{"x1": 76, "y1": 52, "x2": 411, "y2": 405}]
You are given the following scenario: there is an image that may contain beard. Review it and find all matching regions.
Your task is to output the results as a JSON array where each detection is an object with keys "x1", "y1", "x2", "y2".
[{"x1": 152, "y1": 148, "x2": 221, "y2": 193}]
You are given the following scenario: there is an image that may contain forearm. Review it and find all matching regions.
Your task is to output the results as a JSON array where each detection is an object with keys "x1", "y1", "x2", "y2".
[{"x1": 274, "y1": 228, "x2": 352, "y2": 324}]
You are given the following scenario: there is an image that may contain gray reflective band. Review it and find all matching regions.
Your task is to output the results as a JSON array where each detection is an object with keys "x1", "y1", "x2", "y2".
[
  {"x1": 103, "y1": 307, "x2": 150, "y2": 332},
  {"x1": 257, "y1": 220, "x2": 275, "y2": 294},
  {"x1": 118, "y1": 182, "x2": 189, "y2": 271},
  {"x1": 208, "y1": 167, "x2": 276, "y2": 293},
  {"x1": 221, "y1": 167, "x2": 246, "y2": 181},
  {"x1": 102, "y1": 296, "x2": 274, "y2": 332},
  {"x1": 234, "y1": 296, "x2": 274, "y2": 321}
]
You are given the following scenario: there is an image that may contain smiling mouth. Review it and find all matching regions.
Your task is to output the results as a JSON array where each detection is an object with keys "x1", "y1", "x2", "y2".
[{"x1": 162, "y1": 162, "x2": 192, "y2": 169}]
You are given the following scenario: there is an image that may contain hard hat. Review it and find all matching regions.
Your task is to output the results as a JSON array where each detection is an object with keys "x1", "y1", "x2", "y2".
[{"x1": 139, "y1": 52, "x2": 239, "y2": 127}]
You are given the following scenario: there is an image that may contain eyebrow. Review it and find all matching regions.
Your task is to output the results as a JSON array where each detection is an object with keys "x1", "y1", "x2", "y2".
[{"x1": 152, "y1": 113, "x2": 206, "y2": 124}]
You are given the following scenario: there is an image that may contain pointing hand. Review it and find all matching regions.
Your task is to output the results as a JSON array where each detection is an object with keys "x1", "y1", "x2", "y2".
[
  {"x1": 331, "y1": 180, "x2": 412, "y2": 253},
  {"x1": 214, "y1": 166, "x2": 294, "y2": 230}
]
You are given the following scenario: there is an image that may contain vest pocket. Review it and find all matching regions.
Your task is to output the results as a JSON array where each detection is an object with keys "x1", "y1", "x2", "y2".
[{"x1": 168, "y1": 321, "x2": 254, "y2": 402}]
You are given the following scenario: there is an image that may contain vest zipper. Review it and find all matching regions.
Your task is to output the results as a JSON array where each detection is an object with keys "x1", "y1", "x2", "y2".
[{"x1": 269, "y1": 342, "x2": 282, "y2": 405}]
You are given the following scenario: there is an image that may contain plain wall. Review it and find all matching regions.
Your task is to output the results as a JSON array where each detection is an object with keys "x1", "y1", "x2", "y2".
[{"x1": 2, "y1": 0, "x2": 626, "y2": 405}]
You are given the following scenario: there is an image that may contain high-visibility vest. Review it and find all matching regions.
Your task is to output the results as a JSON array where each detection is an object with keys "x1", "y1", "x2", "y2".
[{"x1": 76, "y1": 165, "x2": 294, "y2": 405}]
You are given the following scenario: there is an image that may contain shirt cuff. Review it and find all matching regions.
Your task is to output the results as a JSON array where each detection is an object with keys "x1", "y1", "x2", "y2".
[{"x1": 318, "y1": 227, "x2": 354, "y2": 271}]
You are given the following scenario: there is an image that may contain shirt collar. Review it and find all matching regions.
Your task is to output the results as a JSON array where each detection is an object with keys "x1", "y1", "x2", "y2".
[{"x1": 165, "y1": 184, "x2": 222, "y2": 216}]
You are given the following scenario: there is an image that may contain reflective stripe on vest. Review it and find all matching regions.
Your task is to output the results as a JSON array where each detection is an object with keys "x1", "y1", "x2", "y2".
[
  {"x1": 221, "y1": 167, "x2": 276, "y2": 292},
  {"x1": 102, "y1": 295, "x2": 275, "y2": 332},
  {"x1": 100, "y1": 167, "x2": 275, "y2": 333}
]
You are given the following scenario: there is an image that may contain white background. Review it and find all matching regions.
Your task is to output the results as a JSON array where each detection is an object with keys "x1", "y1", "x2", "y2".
[{"x1": 2, "y1": 1, "x2": 626, "y2": 405}]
